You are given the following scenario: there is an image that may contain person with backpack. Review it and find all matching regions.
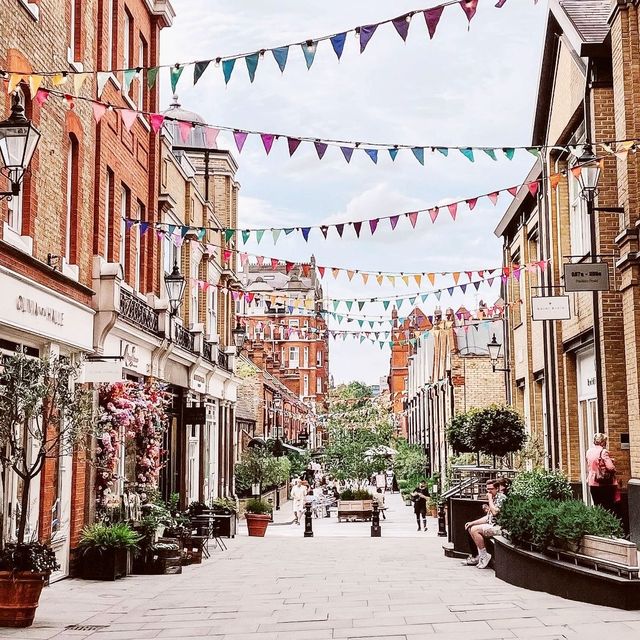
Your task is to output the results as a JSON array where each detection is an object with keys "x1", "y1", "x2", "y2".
[{"x1": 586, "y1": 432, "x2": 617, "y2": 513}]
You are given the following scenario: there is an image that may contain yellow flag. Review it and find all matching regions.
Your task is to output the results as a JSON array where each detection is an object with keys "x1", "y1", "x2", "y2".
[
  {"x1": 28, "y1": 75, "x2": 43, "y2": 96},
  {"x1": 52, "y1": 73, "x2": 68, "y2": 86},
  {"x1": 8, "y1": 74, "x2": 23, "y2": 94},
  {"x1": 361, "y1": 273, "x2": 369, "y2": 285},
  {"x1": 73, "y1": 73, "x2": 87, "y2": 95},
  {"x1": 347, "y1": 270, "x2": 355, "y2": 281},
  {"x1": 452, "y1": 272, "x2": 461, "y2": 285},
  {"x1": 376, "y1": 274, "x2": 384, "y2": 286},
  {"x1": 387, "y1": 275, "x2": 396, "y2": 286},
  {"x1": 427, "y1": 273, "x2": 436, "y2": 286},
  {"x1": 401, "y1": 275, "x2": 409, "y2": 287},
  {"x1": 414, "y1": 274, "x2": 422, "y2": 287}
]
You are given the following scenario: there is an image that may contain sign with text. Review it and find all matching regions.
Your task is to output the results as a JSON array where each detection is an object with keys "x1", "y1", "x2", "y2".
[
  {"x1": 531, "y1": 296, "x2": 571, "y2": 321},
  {"x1": 563, "y1": 263, "x2": 610, "y2": 292}
]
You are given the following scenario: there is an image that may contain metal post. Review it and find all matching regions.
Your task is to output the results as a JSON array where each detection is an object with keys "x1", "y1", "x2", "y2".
[
  {"x1": 437, "y1": 500, "x2": 447, "y2": 537},
  {"x1": 303, "y1": 501, "x2": 313, "y2": 538},
  {"x1": 371, "y1": 502, "x2": 381, "y2": 537}
]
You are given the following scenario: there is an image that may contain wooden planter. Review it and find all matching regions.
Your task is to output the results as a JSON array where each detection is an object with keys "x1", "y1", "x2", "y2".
[
  {"x1": 337, "y1": 500, "x2": 373, "y2": 522},
  {"x1": 245, "y1": 513, "x2": 270, "y2": 537},
  {"x1": 132, "y1": 548, "x2": 182, "y2": 575},
  {"x1": 0, "y1": 571, "x2": 47, "y2": 628},
  {"x1": 79, "y1": 548, "x2": 130, "y2": 581}
]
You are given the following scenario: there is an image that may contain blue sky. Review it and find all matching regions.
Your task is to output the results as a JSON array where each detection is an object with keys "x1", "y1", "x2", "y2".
[{"x1": 160, "y1": 0, "x2": 547, "y2": 384}]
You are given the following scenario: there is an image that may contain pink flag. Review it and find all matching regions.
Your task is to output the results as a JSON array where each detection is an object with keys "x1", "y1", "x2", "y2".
[
  {"x1": 120, "y1": 109, "x2": 137, "y2": 131},
  {"x1": 261, "y1": 133, "x2": 275, "y2": 154},
  {"x1": 507, "y1": 186, "x2": 518, "y2": 197},
  {"x1": 288, "y1": 137, "x2": 302, "y2": 156},
  {"x1": 459, "y1": 0, "x2": 478, "y2": 22},
  {"x1": 92, "y1": 102, "x2": 107, "y2": 123},
  {"x1": 271, "y1": 258, "x2": 279, "y2": 269},
  {"x1": 234, "y1": 130, "x2": 248, "y2": 152},
  {"x1": 429, "y1": 207, "x2": 439, "y2": 223},
  {"x1": 424, "y1": 6, "x2": 445, "y2": 39},
  {"x1": 488, "y1": 192, "x2": 499, "y2": 205},
  {"x1": 318, "y1": 266, "x2": 326, "y2": 278},
  {"x1": 369, "y1": 218, "x2": 379, "y2": 235},
  {"x1": 223, "y1": 250, "x2": 232, "y2": 262},
  {"x1": 179, "y1": 120, "x2": 192, "y2": 143},
  {"x1": 448, "y1": 203, "x2": 458, "y2": 219},
  {"x1": 149, "y1": 113, "x2": 165, "y2": 133},
  {"x1": 528, "y1": 181, "x2": 540, "y2": 197},
  {"x1": 390, "y1": 215, "x2": 400, "y2": 230},
  {"x1": 35, "y1": 89, "x2": 50, "y2": 105},
  {"x1": 205, "y1": 127, "x2": 220, "y2": 147},
  {"x1": 256, "y1": 256, "x2": 265, "y2": 266},
  {"x1": 240, "y1": 252, "x2": 248, "y2": 266},
  {"x1": 466, "y1": 198, "x2": 478, "y2": 211},
  {"x1": 407, "y1": 212, "x2": 419, "y2": 228}
]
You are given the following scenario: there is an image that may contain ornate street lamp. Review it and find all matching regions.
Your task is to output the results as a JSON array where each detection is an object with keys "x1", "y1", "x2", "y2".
[
  {"x1": 164, "y1": 262, "x2": 185, "y2": 316},
  {"x1": 231, "y1": 321, "x2": 247, "y2": 352},
  {"x1": 0, "y1": 93, "x2": 41, "y2": 200},
  {"x1": 575, "y1": 144, "x2": 601, "y2": 203},
  {"x1": 487, "y1": 334, "x2": 510, "y2": 373}
]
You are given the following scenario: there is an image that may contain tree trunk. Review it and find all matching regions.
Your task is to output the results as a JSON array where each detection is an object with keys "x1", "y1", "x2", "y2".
[{"x1": 17, "y1": 475, "x2": 31, "y2": 545}]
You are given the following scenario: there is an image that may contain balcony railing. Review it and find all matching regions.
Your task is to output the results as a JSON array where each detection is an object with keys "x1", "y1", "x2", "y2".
[
  {"x1": 203, "y1": 341, "x2": 214, "y2": 363},
  {"x1": 174, "y1": 323, "x2": 195, "y2": 352},
  {"x1": 119, "y1": 289, "x2": 160, "y2": 335},
  {"x1": 217, "y1": 350, "x2": 230, "y2": 371}
]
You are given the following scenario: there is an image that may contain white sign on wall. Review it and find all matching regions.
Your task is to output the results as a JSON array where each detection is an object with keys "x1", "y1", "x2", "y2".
[{"x1": 531, "y1": 296, "x2": 571, "y2": 321}]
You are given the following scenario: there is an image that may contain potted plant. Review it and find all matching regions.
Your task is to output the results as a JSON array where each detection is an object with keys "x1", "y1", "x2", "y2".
[
  {"x1": 428, "y1": 496, "x2": 438, "y2": 518},
  {"x1": 0, "y1": 352, "x2": 93, "y2": 627},
  {"x1": 244, "y1": 499, "x2": 272, "y2": 537},
  {"x1": 78, "y1": 523, "x2": 140, "y2": 580}
]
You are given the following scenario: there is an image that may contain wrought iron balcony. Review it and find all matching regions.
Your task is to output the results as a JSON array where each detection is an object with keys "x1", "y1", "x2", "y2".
[
  {"x1": 174, "y1": 323, "x2": 195, "y2": 352},
  {"x1": 203, "y1": 341, "x2": 214, "y2": 364},
  {"x1": 119, "y1": 288, "x2": 160, "y2": 335},
  {"x1": 217, "y1": 350, "x2": 230, "y2": 371}
]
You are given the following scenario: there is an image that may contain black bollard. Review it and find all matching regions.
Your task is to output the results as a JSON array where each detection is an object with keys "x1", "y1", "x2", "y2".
[
  {"x1": 437, "y1": 500, "x2": 447, "y2": 537},
  {"x1": 304, "y1": 501, "x2": 314, "y2": 537},
  {"x1": 371, "y1": 502, "x2": 381, "y2": 537}
]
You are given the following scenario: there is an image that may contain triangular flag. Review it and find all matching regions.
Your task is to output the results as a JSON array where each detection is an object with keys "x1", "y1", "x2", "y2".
[
  {"x1": 361, "y1": 274, "x2": 369, "y2": 286},
  {"x1": 336, "y1": 224, "x2": 345, "y2": 237},
  {"x1": 272, "y1": 229, "x2": 282, "y2": 244},
  {"x1": 389, "y1": 147, "x2": 399, "y2": 161},
  {"x1": 507, "y1": 186, "x2": 518, "y2": 197},
  {"x1": 407, "y1": 212, "x2": 419, "y2": 228},
  {"x1": 261, "y1": 133, "x2": 275, "y2": 154},
  {"x1": 272, "y1": 47, "x2": 289, "y2": 73},
  {"x1": 318, "y1": 266, "x2": 326, "y2": 278},
  {"x1": 287, "y1": 137, "x2": 302, "y2": 156},
  {"x1": 205, "y1": 127, "x2": 220, "y2": 147},
  {"x1": 414, "y1": 275, "x2": 422, "y2": 286},
  {"x1": 459, "y1": 0, "x2": 479, "y2": 22},
  {"x1": 149, "y1": 113, "x2": 165, "y2": 133},
  {"x1": 488, "y1": 192, "x2": 499, "y2": 205},
  {"x1": 503, "y1": 147, "x2": 515, "y2": 160},
  {"x1": 392, "y1": 15, "x2": 411, "y2": 41},
  {"x1": 466, "y1": 198, "x2": 478, "y2": 211},
  {"x1": 550, "y1": 173, "x2": 562, "y2": 189},
  {"x1": 170, "y1": 65, "x2": 184, "y2": 93},
  {"x1": 92, "y1": 102, "x2": 108, "y2": 123},
  {"x1": 359, "y1": 24, "x2": 378, "y2": 53},
  {"x1": 353, "y1": 221, "x2": 362, "y2": 238},
  {"x1": 234, "y1": 130, "x2": 248, "y2": 152},
  {"x1": 301, "y1": 41, "x2": 318, "y2": 69},
  {"x1": 224, "y1": 229, "x2": 235, "y2": 242},
  {"x1": 241, "y1": 230, "x2": 250, "y2": 244},
  {"x1": 314, "y1": 141, "x2": 328, "y2": 159},
  {"x1": 412, "y1": 147, "x2": 425, "y2": 165},
  {"x1": 245, "y1": 54, "x2": 259, "y2": 83},
  {"x1": 369, "y1": 219, "x2": 379, "y2": 235},
  {"x1": 429, "y1": 207, "x2": 440, "y2": 223},
  {"x1": 52, "y1": 73, "x2": 67, "y2": 86},
  {"x1": 447, "y1": 203, "x2": 457, "y2": 220},
  {"x1": 222, "y1": 59, "x2": 236, "y2": 84},
  {"x1": 424, "y1": 6, "x2": 445, "y2": 39},
  {"x1": 194, "y1": 60, "x2": 211, "y2": 85},
  {"x1": 365, "y1": 149, "x2": 378, "y2": 164},
  {"x1": 255, "y1": 229, "x2": 265, "y2": 244},
  {"x1": 341, "y1": 147, "x2": 354, "y2": 163},
  {"x1": 347, "y1": 270, "x2": 355, "y2": 281},
  {"x1": 377, "y1": 275, "x2": 384, "y2": 286},
  {"x1": 390, "y1": 215, "x2": 400, "y2": 230},
  {"x1": 123, "y1": 68, "x2": 137, "y2": 93},
  {"x1": 301, "y1": 227, "x2": 311, "y2": 242},
  {"x1": 320, "y1": 226, "x2": 329, "y2": 239},
  {"x1": 460, "y1": 148, "x2": 475, "y2": 162},
  {"x1": 331, "y1": 268, "x2": 340, "y2": 279},
  {"x1": 528, "y1": 182, "x2": 540, "y2": 197},
  {"x1": 402, "y1": 275, "x2": 410, "y2": 287},
  {"x1": 527, "y1": 147, "x2": 540, "y2": 158},
  {"x1": 436, "y1": 147, "x2": 449, "y2": 156},
  {"x1": 331, "y1": 33, "x2": 347, "y2": 59},
  {"x1": 121, "y1": 109, "x2": 137, "y2": 132},
  {"x1": 97, "y1": 71, "x2": 110, "y2": 97},
  {"x1": 271, "y1": 258, "x2": 279, "y2": 269},
  {"x1": 179, "y1": 120, "x2": 193, "y2": 143},
  {"x1": 483, "y1": 148, "x2": 497, "y2": 161}
]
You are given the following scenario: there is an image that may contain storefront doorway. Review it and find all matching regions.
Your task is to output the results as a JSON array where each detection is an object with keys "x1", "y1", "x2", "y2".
[{"x1": 577, "y1": 348, "x2": 598, "y2": 503}]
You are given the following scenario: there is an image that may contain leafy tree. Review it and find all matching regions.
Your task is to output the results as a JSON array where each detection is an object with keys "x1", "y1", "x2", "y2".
[
  {"x1": 0, "y1": 351, "x2": 94, "y2": 544},
  {"x1": 393, "y1": 439, "x2": 428, "y2": 484}
]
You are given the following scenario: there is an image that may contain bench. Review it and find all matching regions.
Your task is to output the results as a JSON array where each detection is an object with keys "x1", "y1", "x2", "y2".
[{"x1": 337, "y1": 499, "x2": 373, "y2": 522}]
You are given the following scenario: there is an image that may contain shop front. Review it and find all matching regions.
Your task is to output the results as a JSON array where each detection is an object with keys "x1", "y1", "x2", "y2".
[{"x1": 576, "y1": 347, "x2": 598, "y2": 502}]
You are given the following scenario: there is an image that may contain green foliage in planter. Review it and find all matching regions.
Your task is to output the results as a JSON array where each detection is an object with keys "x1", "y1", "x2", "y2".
[
  {"x1": 498, "y1": 497, "x2": 623, "y2": 551},
  {"x1": 211, "y1": 497, "x2": 238, "y2": 514},
  {"x1": 510, "y1": 469, "x2": 573, "y2": 502},
  {"x1": 446, "y1": 411, "x2": 478, "y2": 454},
  {"x1": 0, "y1": 542, "x2": 60, "y2": 574},
  {"x1": 79, "y1": 523, "x2": 141, "y2": 552},
  {"x1": 339, "y1": 489, "x2": 371, "y2": 500},
  {"x1": 245, "y1": 498, "x2": 272, "y2": 515},
  {"x1": 235, "y1": 447, "x2": 291, "y2": 495}
]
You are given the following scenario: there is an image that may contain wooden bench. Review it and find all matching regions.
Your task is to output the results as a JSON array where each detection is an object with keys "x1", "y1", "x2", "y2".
[
  {"x1": 337, "y1": 500, "x2": 373, "y2": 522},
  {"x1": 549, "y1": 536, "x2": 639, "y2": 579}
]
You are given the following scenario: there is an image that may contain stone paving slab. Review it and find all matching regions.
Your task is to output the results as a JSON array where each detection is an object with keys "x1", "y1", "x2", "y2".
[{"x1": 2, "y1": 495, "x2": 640, "y2": 640}]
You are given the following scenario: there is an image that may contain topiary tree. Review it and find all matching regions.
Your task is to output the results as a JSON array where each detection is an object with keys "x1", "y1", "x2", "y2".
[
  {"x1": 474, "y1": 404, "x2": 526, "y2": 457},
  {"x1": 446, "y1": 410, "x2": 478, "y2": 454}
]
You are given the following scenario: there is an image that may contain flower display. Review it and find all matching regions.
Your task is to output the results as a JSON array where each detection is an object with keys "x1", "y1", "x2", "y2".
[{"x1": 95, "y1": 382, "x2": 170, "y2": 508}]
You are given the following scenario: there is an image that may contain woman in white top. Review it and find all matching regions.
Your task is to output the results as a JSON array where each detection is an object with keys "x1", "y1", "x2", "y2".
[{"x1": 291, "y1": 479, "x2": 307, "y2": 525}]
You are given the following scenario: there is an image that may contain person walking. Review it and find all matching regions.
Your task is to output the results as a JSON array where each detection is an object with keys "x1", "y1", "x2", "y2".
[
  {"x1": 412, "y1": 481, "x2": 430, "y2": 531},
  {"x1": 375, "y1": 470, "x2": 387, "y2": 494},
  {"x1": 291, "y1": 479, "x2": 307, "y2": 525},
  {"x1": 586, "y1": 432, "x2": 617, "y2": 513}
]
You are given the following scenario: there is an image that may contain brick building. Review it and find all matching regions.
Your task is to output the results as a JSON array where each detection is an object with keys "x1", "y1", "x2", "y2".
[
  {"x1": 494, "y1": 0, "x2": 640, "y2": 541},
  {"x1": 240, "y1": 260, "x2": 329, "y2": 437},
  {"x1": 404, "y1": 309, "x2": 506, "y2": 478},
  {"x1": 0, "y1": 0, "x2": 100, "y2": 580}
]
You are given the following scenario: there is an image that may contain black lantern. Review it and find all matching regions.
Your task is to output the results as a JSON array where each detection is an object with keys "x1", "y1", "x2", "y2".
[
  {"x1": 164, "y1": 262, "x2": 185, "y2": 315},
  {"x1": 576, "y1": 145, "x2": 601, "y2": 203},
  {"x1": 0, "y1": 93, "x2": 41, "y2": 199},
  {"x1": 487, "y1": 334, "x2": 502, "y2": 372},
  {"x1": 232, "y1": 321, "x2": 247, "y2": 351}
]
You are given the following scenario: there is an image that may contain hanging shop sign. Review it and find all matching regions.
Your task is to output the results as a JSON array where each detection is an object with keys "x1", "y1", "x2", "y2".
[
  {"x1": 531, "y1": 296, "x2": 571, "y2": 321},
  {"x1": 563, "y1": 263, "x2": 609, "y2": 292}
]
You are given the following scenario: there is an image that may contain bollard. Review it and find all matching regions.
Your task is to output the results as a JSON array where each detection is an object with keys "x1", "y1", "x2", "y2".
[
  {"x1": 437, "y1": 500, "x2": 447, "y2": 537},
  {"x1": 304, "y1": 501, "x2": 314, "y2": 537},
  {"x1": 371, "y1": 502, "x2": 381, "y2": 537}
]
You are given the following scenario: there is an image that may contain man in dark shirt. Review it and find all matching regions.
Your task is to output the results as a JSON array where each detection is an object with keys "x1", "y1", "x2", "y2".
[{"x1": 412, "y1": 481, "x2": 430, "y2": 531}]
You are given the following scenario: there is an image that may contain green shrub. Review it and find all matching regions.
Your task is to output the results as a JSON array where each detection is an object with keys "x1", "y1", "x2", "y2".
[
  {"x1": 79, "y1": 523, "x2": 141, "y2": 552},
  {"x1": 510, "y1": 469, "x2": 573, "y2": 502},
  {"x1": 499, "y1": 496, "x2": 623, "y2": 551},
  {"x1": 339, "y1": 489, "x2": 371, "y2": 500},
  {"x1": 244, "y1": 498, "x2": 272, "y2": 515}
]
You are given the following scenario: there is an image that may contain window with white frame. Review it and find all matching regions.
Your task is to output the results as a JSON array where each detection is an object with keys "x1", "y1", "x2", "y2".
[
  {"x1": 289, "y1": 319, "x2": 299, "y2": 328},
  {"x1": 303, "y1": 375, "x2": 309, "y2": 397},
  {"x1": 289, "y1": 346, "x2": 299, "y2": 368},
  {"x1": 208, "y1": 288, "x2": 217, "y2": 338},
  {"x1": 316, "y1": 377, "x2": 322, "y2": 394},
  {"x1": 568, "y1": 164, "x2": 591, "y2": 258},
  {"x1": 65, "y1": 137, "x2": 78, "y2": 262},
  {"x1": 69, "y1": 1, "x2": 81, "y2": 62},
  {"x1": 316, "y1": 350, "x2": 322, "y2": 367},
  {"x1": 303, "y1": 346, "x2": 309, "y2": 367}
]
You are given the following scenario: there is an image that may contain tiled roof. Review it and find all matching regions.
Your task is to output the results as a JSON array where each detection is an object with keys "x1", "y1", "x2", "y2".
[{"x1": 559, "y1": 0, "x2": 611, "y2": 43}]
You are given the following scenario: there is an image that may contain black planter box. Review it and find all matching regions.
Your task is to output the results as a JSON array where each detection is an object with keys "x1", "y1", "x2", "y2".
[
  {"x1": 447, "y1": 497, "x2": 488, "y2": 557},
  {"x1": 80, "y1": 548, "x2": 130, "y2": 581},
  {"x1": 132, "y1": 551, "x2": 182, "y2": 575},
  {"x1": 493, "y1": 536, "x2": 640, "y2": 610}
]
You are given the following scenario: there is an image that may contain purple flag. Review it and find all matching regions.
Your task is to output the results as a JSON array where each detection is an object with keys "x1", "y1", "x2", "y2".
[
  {"x1": 353, "y1": 221, "x2": 362, "y2": 237},
  {"x1": 424, "y1": 6, "x2": 445, "y2": 39},
  {"x1": 369, "y1": 219, "x2": 379, "y2": 235},
  {"x1": 287, "y1": 137, "x2": 301, "y2": 156},
  {"x1": 261, "y1": 133, "x2": 275, "y2": 154},
  {"x1": 390, "y1": 215, "x2": 400, "y2": 230},
  {"x1": 341, "y1": 147, "x2": 354, "y2": 163},
  {"x1": 234, "y1": 130, "x2": 248, "y2": 152},
  {"x1": 315, "y1": 141, "x2": 328, "y2": 159},
  {"x1": 336, "y1": 224, "x2": 345, "y2": 237},
  {"x1": 392, "y1": 15, "x2": 411, "y2": 41},
  {"x1": 460, "y1": 0, "x2": 478, "y2": 22},
  {"x1": 359, "y1": 24, "x2": 378, "y2": 53}
]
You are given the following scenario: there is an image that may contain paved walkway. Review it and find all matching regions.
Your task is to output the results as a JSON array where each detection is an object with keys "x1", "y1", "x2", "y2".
[{"x1": 4, "y1": 494, "x2": 640, "y2": 640}]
